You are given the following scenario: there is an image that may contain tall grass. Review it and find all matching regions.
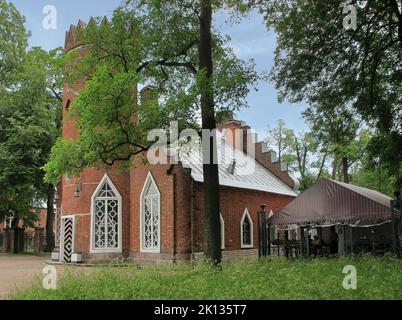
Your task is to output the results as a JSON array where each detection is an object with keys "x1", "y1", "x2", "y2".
[{"x1": 12, "y1": 254, "x2": 402, "y2": 300}]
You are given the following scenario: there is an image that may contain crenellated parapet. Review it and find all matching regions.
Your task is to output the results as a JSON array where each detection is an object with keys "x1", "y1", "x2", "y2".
[{"x1": 64, "y1": 17, "x2": 109, "y2": 52}]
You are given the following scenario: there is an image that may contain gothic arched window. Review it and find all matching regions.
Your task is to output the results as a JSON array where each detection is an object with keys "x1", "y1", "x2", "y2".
[
  {"x1": 140, "y1": 172, "x2": 161, "y2": 252},
  {"x1": 241, "y1": 208, "x2": 253, "y2": 248},
  {"x1": 91, "y1": 175, "x2": 122, "y2": 253}
]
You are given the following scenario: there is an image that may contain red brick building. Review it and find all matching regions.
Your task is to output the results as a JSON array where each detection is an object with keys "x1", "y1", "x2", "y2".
[
  {"x1": 0, "y1": 207, "x2": 48, "y2": 234},
  {"x1": 56, "y1": 21, "x2": 299, "y2": 263}
]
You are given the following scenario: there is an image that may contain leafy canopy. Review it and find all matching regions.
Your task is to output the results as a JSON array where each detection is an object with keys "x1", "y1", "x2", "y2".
[
  {"x1": 44, "y1": 3, "x2": 258, "y2": 184},
  {"x1": 259, "y1": 0, "x2": 402, "y2": 190},
  {"x1": 0, "y1": 2, "x2": 63, "y2": 222}
]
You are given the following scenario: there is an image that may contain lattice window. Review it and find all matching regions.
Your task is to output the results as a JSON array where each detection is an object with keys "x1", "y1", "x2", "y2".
[
  {"x1": 241, "y1": 209, "x2": 253, "y2": 248},
  {"x1": 92, "y1": 176, "x2": 121, "y2": 251},
  {"x1": 141, "y1": 173, "x2": 160, "y2": 252}
]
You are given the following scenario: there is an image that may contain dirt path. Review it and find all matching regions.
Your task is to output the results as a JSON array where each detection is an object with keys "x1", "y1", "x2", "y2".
[{"x1": 0, "y1": 255, "x2": 48, "y2": 299}]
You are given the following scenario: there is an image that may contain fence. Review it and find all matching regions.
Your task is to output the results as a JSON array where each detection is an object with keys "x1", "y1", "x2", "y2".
[
  {"x1": 260, "y1": 225, "x2": 401, "y2": 259},
  {"x1": 0, "y1": 231, "x2": 4, "y2": 253},
  {"x1": 0, "y1": 228, "x2": 45, "y2": 254},
  {"x1": 24, "y1": 233, "x2": 35, "y2": 253}
]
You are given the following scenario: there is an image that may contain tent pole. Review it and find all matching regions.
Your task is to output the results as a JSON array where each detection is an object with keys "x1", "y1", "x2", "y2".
[
  {"x1": 350, "y1": 226, "x2": 354, "y2": 256},
  {"x1": 305, "y1": 226, "x2": 310, "y2": 258},
  {"x1": 277, "y1": 230, "x2": 280, "y2": 257},
  {"x1": 299, "y1": 226, "x2": 304, "y2": 258},
  {"x1": 390, "y1": 199, "x2": 400, "y2": 258},
  {"x1": 267, "y1": 224, "x2": 271, "y2": 256}
]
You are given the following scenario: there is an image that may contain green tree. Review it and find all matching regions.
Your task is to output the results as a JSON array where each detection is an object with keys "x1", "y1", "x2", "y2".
[
  {"x1": 266, "y1": 120, "x2": 329, "y2": 190},
  {"x1": 0, "y1": 46, "x2": 63, "y2": 252},
  {"x1": 291, "y1": 131, "x2": 328, "y2": 190},
  {"x1": 45, "y1": 2, "x2": 257, "y2": 263},
  {"x1": 0, "y1": 0, "x2": 31, "y2": 230},
  {"x1": 23, "y1": 47, "x2": 63, "y2": 252},
  {"x1": 260, "y1": 0, "x2": 402, "y2": 192},
  {"x1": 303, "y1": 104, "x2": 361, "y2": 183},
  {"x1": 0, "y1": 0, "x2": 29, "y2": 87},
  {"x1": 265, "y1": 119, "x2": 294, "y2": 162},
  {"x1": 349, "y1": 129, "x2": 396, "y2": 196}
]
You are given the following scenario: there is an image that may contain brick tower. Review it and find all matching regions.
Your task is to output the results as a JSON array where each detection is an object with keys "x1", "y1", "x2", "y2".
[{"x1": 58, "y1": 19, "x2": 132, "y2": 262}]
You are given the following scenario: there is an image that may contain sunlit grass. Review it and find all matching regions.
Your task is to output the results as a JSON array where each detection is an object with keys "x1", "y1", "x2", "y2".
[{"x1": 12, "y1": 254, "x2": 402, "y2": 300}]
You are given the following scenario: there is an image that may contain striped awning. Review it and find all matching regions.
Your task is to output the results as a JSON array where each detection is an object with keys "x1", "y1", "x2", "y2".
[{"x1": 269, "y1": 179, "x2": 400, "y2": 227}]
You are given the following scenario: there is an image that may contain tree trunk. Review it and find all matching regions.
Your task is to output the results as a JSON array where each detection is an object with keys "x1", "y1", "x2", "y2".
[
  {"x1": 331, "y1": 155, "x2": 338, "y2": 180},
  {"x1": 44, "y1": 184, "x2": 55, "y2": 252},
  {"x1": 316, "y1": 152, "x2": 327, "y2": 182},
  {"x1": 11, "y1": 217, "x2": 19, "y2": 254},
  {"x1": 342, "y1": 156, "x2": 349, "y2": 183},
  {"x1": 199, "y1": 0, "x2": 222, "y2": 264}
]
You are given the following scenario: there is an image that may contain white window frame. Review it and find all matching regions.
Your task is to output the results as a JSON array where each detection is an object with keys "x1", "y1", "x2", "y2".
[
  {"x1": 240, "y1": 208, "x2": 254, "y2": 248},
  {"x1": 220, "y1": 213, "x2": 225, "y2": 250},
  {"x1": 140, "y1": 171, "x2": 161, "y2": 253},
  {"x1": 90, "y1": 174, "x2": 122, "y2": 254}
]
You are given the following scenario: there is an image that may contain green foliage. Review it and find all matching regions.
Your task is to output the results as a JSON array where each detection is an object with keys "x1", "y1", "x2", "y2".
[
  {"x1": 265, "y1": 119, "x2": 294, "y2": 162},
  {"x1": 0, "y1": 3, "x2": 64, "y2": 223},
  {"x1": 0, "y1": 0, "x2": 30, "y2": 86},
  {"x1": 260, "y1": 0, "x2": 402, "y2": 191},
  {"x1": 265, "y1": 120, "x2": 326, "y2": 190},
  {"x1": 12, "y1": 255, "x2": 402, "y2": 300},
  {"x1": 44, "y1": 3, "x2": 258, "y2": 184}
]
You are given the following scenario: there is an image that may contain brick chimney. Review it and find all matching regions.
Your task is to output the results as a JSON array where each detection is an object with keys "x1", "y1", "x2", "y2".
[
  {"x1": 217, "y1": 116, "x2": 299, "y2": 190},
  {"x1": 217, "y1": 115, "x2": 256, "y2": 156},
  {"x1": 254, "y1": 141, "x2": 298, "y2": 189}
]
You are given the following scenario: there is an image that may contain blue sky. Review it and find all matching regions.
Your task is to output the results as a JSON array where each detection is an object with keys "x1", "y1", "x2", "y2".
[{"x1": 11, "y1": 0, "x2": 308, "y2": 139}]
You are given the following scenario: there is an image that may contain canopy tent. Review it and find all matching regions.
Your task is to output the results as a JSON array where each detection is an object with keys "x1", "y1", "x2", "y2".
[{"x1": 269, "y1": 179, "x2": 400, "y2": 227}]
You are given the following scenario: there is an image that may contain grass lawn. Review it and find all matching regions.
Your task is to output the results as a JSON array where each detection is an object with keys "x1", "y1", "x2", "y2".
[{"x1": 12, "y1": 254, "x2": 402, "y2": 300}]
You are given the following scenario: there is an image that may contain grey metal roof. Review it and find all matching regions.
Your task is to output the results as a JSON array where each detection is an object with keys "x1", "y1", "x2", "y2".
[{"x1": 180, "y1": 135, "x2": 298, "y2": 197}]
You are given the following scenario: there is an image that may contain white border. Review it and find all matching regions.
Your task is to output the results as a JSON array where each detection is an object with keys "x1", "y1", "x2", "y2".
[
  {"x1": 220, "y1": 213, "x2": 225, "y2": 250},
  {"x1": 90, "y1": 174, "x2": 123, "y2": 254},
  {"x1": 60, "y1": 215, "x2": 76, "y2": 262},
  {"x1": 140, "y1": 171, "x2": 161, "y2": 253},
  {"x1": 240, "y1": 208, "x2": 254, "y2": 248}
]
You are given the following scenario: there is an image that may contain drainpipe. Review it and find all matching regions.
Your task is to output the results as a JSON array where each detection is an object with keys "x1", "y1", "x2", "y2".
[
  {"x1": 172, "y1": 173, "x2": 176, "y2": 262},
  {"x1": 167, "y1": 164, "x2": 176, "y2": 262},
  {"x1": 190, "y1": 177, "x2": 195, "y2": 261},
  {"x1": 350, "y1": 226, "x2": 354, "y2": 256}
]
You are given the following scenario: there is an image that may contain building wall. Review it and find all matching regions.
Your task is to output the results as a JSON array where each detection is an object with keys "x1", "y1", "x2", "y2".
[
  {"x1": 59, "y1": 21, "x2": 297, "y2": 263},
  {"x1": 60, "y1": 167, "x2": 131, "y2": 261},
  {"x1": 0, "y1": 208, "x2": 47, "y2": 234},
  {"x1": 192, "y1": 182, "x2": 295, "y2": 253},
  {"x1": 128, "y1": 156, "x2": 175, "y2": 262},
  {"x1": 60, "y1": 32, "x2": 133, "y2": 261},
  {"x1": 60, "y1": 156, "x2": 295, "y2": 262}
]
